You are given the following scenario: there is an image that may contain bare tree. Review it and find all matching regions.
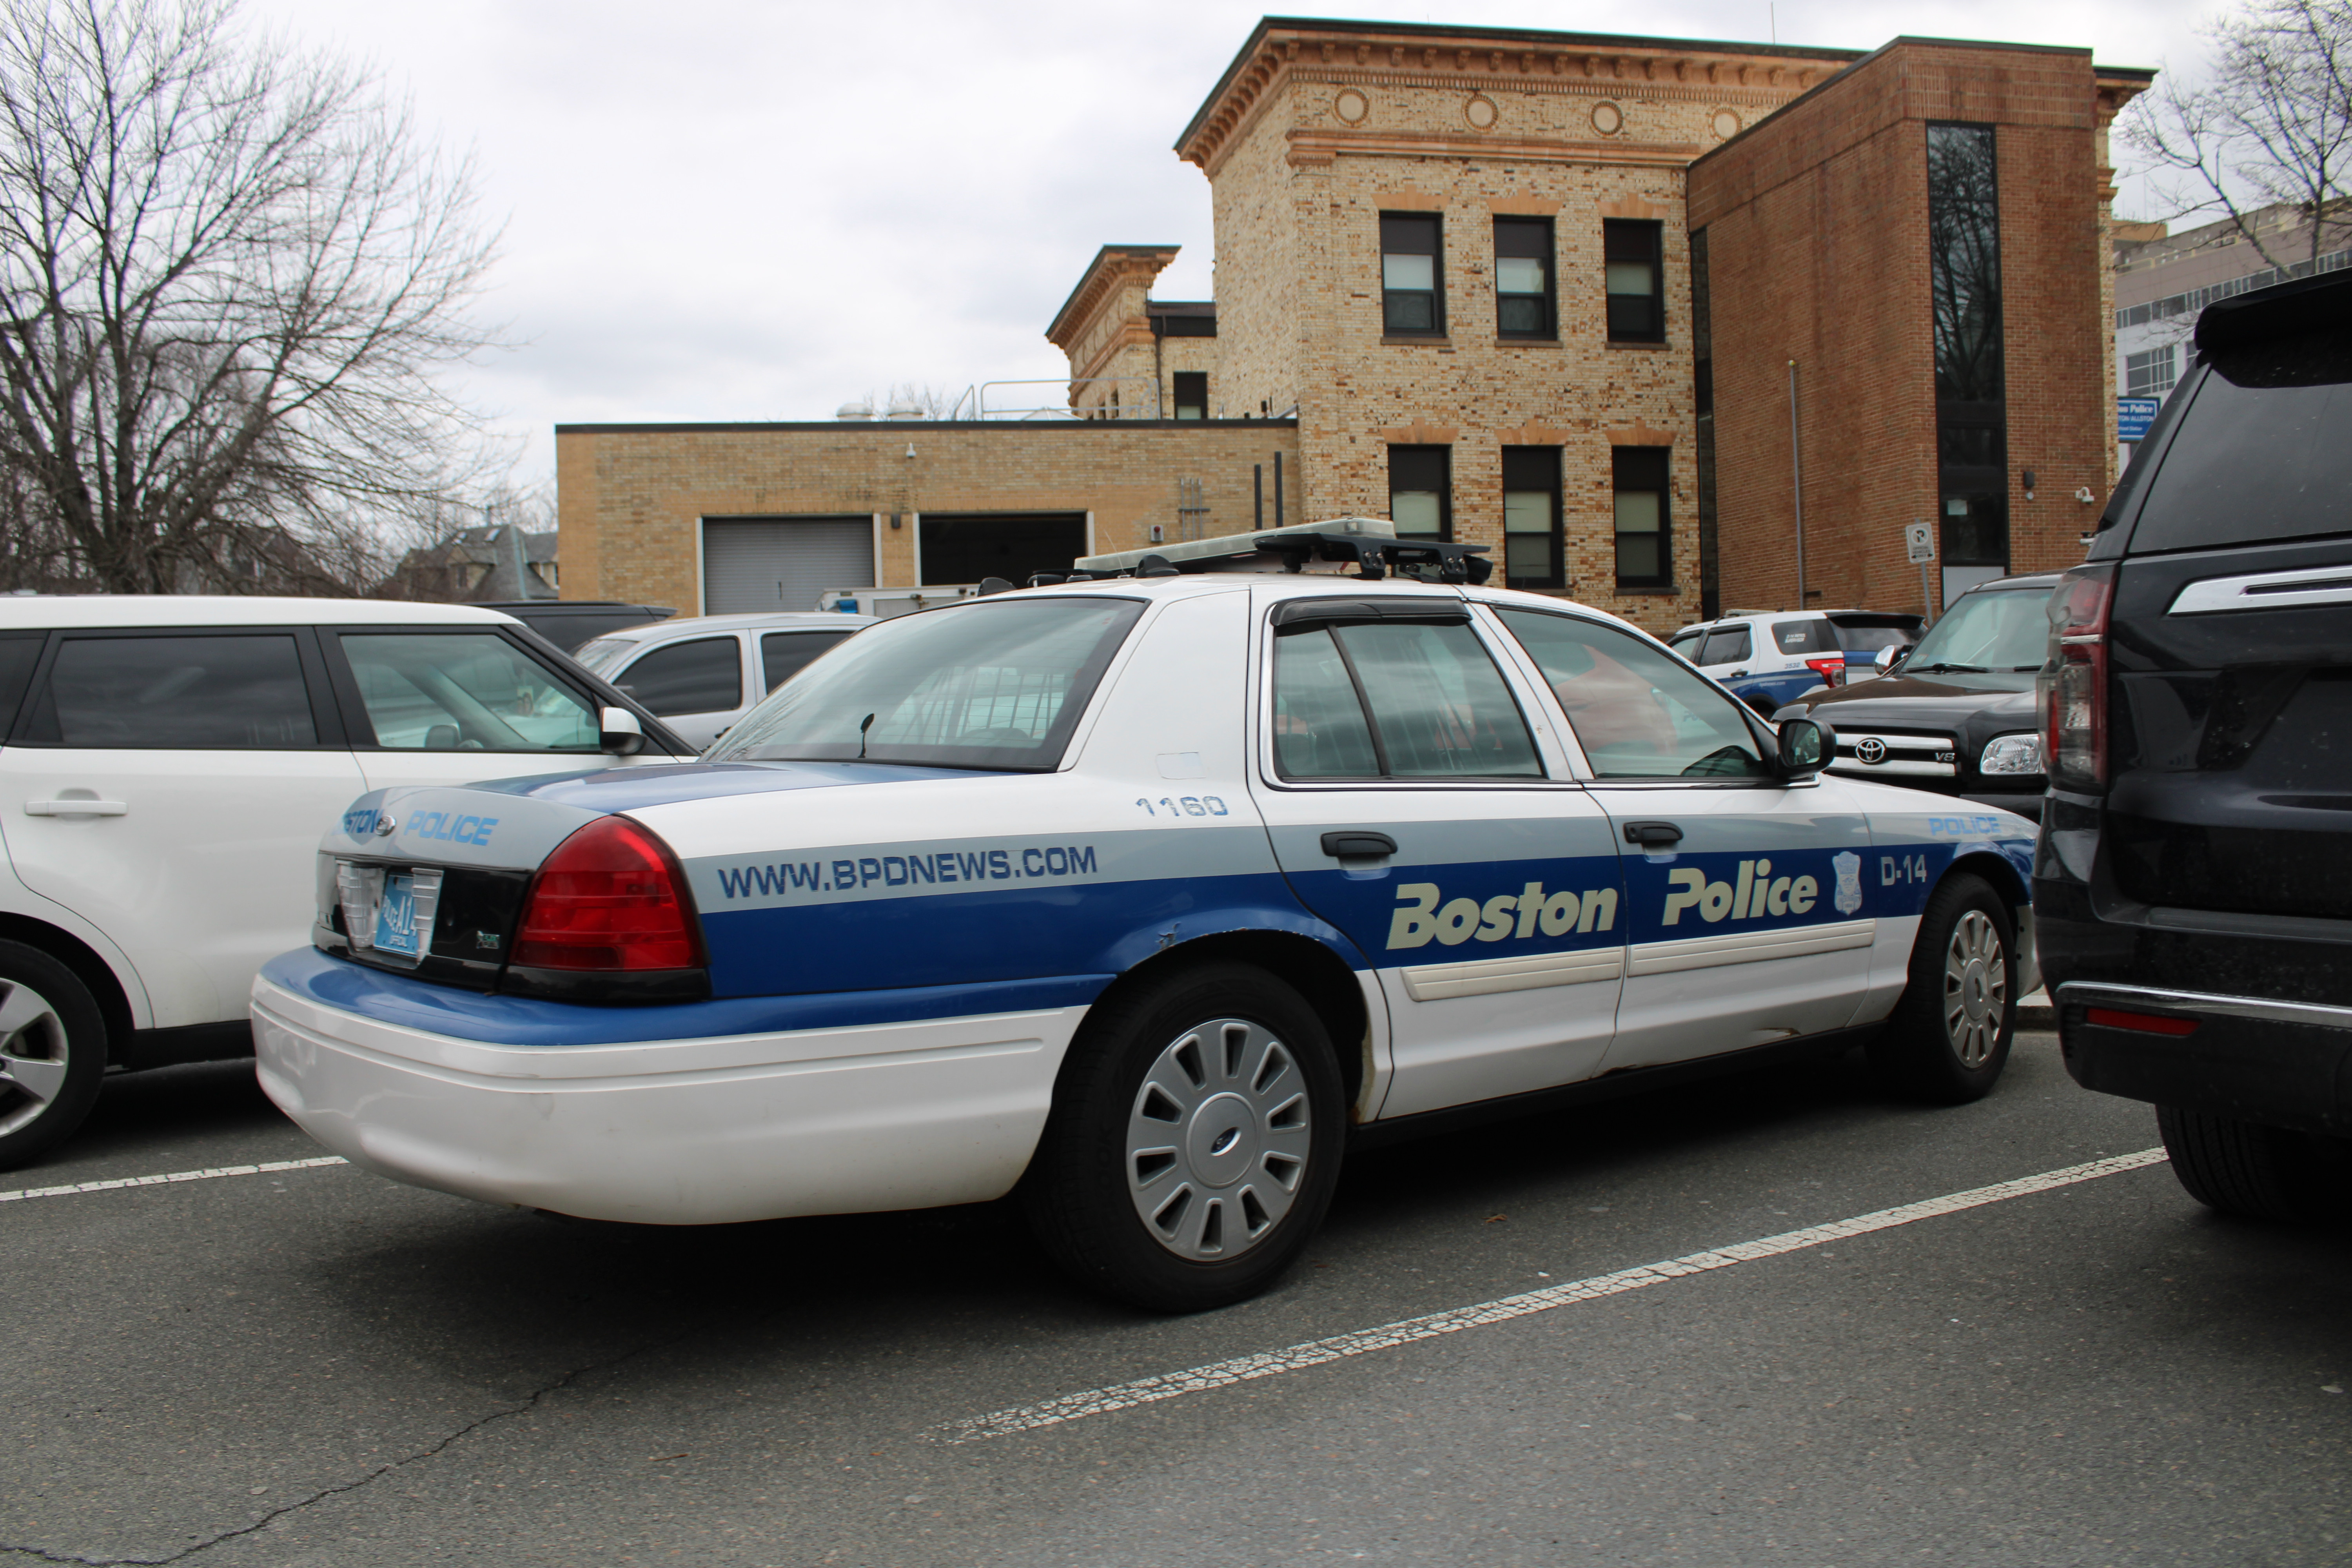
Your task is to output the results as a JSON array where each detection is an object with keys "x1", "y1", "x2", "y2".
[
  {"x1": 2123, "y1": 0, "x2": 2352, "y2": 269},
  {"x1": 0, "y1": 0, "x2": 508, "y2": 595}
]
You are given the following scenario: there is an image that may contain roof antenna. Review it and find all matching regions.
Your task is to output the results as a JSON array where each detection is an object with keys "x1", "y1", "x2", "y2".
[
  {"x1": 858, "y1": 712, "x2": 875, "y2": 759},
  {"x1": 1770, "y1": 3, "x2": 1776, "y2": 42}
]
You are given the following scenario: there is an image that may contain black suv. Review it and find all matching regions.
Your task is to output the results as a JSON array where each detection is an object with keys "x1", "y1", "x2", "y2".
[
  {"x1": 2036, "y1": 269, "x2": 2352, "y2": 1221},
  {"x1": 475, "y1": 600, "x2": 674, "y2": 652},
  {"x1": 1773, "y1": 573, "x2": 2057, "y2": 819}
]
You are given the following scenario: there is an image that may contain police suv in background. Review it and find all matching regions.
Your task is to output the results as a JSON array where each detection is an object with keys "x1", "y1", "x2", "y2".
[
  {"x1": 0, "y1": 599, "x2": 693, "y2": 1171},
  {"x1": 254, "y1": 532, "x2": 2038, "y2": 1312}
]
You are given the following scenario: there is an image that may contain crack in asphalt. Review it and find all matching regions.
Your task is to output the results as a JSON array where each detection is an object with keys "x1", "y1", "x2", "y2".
[{"x1": 0, "y1": 1321, "x2": 717, "y2": 1567}]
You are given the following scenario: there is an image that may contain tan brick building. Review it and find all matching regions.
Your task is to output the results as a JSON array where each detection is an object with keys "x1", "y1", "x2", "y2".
[{"x1": 557, "y1": 18, "x2": 2147, "y2": 635}]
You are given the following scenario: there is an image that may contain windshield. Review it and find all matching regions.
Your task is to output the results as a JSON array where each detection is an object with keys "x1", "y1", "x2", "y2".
[
  {"x1": 1902, "y1": 588, "x2": 2052, "y2": 675},
  {"x1": 572, "y1": 637, "x2": 635, "y2": 677},
  {"x1": 705, "y1": 595, "x2": 1144, "y2": 770}
]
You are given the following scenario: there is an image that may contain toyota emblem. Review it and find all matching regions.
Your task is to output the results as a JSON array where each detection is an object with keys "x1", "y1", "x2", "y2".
[{"x1": 1855, "y1": 737, "x2": 1887, "y2": 765}]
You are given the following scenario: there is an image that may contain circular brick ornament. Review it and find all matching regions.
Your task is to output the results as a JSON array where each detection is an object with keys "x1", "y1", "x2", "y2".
[
  {"x1": 1464, "y1": 94, "x2": 1498, "y2": 129},
  {"x1": 1590, "y1": 100, "x2": 1623, "y2": 134},
  {"x1": 1712, "y1": 107, "x2": 1742, "y2": 140},
  {"x1": 1334, "y1": 88, "x2": 1369, "y2": 124}
]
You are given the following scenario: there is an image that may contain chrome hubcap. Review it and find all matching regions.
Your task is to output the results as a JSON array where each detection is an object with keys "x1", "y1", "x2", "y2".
[
  {"x1": 1127, "y1": 1018, "x2": 1310, "y2": 1260},
  {"x1": 1942, "y1": 910, "x2": 2006, "y2": 1069},
  {"x1": 0, "y1": 981, "x2": 71, "y2": 1137}
]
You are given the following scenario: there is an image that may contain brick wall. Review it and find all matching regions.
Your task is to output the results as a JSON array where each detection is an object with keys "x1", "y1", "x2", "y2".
[
  {"x1": 555, "y1": 421, "x2": 1299, "y2": 611},
  {"x1": 1688, "y1": 40, "x2": 2135, "y2": 615}
]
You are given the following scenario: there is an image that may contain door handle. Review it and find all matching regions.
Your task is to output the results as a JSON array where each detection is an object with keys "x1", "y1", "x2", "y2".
[
  {"x1": 1622, "y1": 820, "x2": 1682, "y2": 847},
  {"x1": 26, "y1": 799, "x2": 127, "y2": 817},
  {"x1": 1726, "y1": 668, "x2": 1749, "y2": 679},
  {"x1": 1320, "y1": 831, "x2": 1397, "y2": 858}
]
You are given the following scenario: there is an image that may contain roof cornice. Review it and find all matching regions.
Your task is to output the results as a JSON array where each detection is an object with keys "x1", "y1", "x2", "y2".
[
  {"x1": 1045, "y1": 244, "x2": 1183, "y2": 350},
  {"x1": 1178, "y1": 16, "x2": 1862, "y2": 173}
]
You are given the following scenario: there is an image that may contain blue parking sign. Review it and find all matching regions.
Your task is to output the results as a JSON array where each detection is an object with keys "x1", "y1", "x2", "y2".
[{"x1": 2118, "y1": 397, "x2": 2160, "y2": 442}]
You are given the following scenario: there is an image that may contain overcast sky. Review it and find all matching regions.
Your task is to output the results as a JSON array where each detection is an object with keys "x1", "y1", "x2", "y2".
[{"x1": 240, "y1": 0, "x2": 2221, "y2": 491}]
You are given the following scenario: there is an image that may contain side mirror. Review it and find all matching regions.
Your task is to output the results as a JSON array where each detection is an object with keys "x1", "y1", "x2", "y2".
[
  {"x1": 1874, "y1": 643, "x2": 1912, "y2": 675},
  {"x1": 1778, "y1": 716, "x2": 1834, "y2": 779},
  {"x1": 599, "y1": 706, "x2": 646, "y2": 756}
]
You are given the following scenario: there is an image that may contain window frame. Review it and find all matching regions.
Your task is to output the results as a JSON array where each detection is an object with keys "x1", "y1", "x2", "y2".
[
  {"x1": 1388, "y1": 444, "x2": 1454, "y2": 543},
  {"x1": 1493, "y1": 216, "x2": 1557, "y2": 340},
  {"x1": 1379, "y1": 212, "x2": 1446, "y2": 338},
  {"x1": 1602, "y1": 218, "x2": 1667, "y2": 345},
  {"x1": 7, "y1": 626, "x2": 345, "y2": 750},
  {"x1": 1612, "y1": 445, "x2": 1674, "y2": 590}
]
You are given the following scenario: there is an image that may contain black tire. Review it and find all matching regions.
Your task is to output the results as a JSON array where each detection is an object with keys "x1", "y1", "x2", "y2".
[
  {"x1": 0, "y1": 941, "x2": 110, "y2": 1172},
  {"x1": 2157, "y1": 1105, "x2": 2352, "y2": 1224},
  {"x1": 1867, "y1": 873, "x2": 2016, "y2": 1104},
  {"x1": 1023, "y1": 962, "x2": 1346, "y2": 1312}
]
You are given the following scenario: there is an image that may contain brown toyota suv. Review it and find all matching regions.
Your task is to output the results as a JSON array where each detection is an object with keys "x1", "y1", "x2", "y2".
[{"x1": 2035, "y1": 268, "x2": 2352, "y2": 1222}]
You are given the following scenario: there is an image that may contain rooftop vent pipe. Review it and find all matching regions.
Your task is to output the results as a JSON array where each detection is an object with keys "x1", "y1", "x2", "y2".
[{"x1": 835, "y1": 401, "x2": 874, "y2": 421}]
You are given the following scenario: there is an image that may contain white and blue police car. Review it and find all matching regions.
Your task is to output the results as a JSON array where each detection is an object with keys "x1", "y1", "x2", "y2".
[{"x1": 253, "y1": 528, "x2": 2037, "y2": 1312}]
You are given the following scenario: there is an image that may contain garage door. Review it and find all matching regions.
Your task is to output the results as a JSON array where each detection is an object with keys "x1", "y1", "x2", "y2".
[{"x1": 702, "y1": 517, "x2": 874, "y2": 614}]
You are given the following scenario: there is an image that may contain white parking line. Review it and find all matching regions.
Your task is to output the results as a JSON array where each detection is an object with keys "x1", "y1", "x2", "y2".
[
  {"x1": 938, "y1": 1147, "x2": 2171, "y2": 1443},
  {"x1": 0, "y1": 1154, "x2": 347, "y2": 1205}
]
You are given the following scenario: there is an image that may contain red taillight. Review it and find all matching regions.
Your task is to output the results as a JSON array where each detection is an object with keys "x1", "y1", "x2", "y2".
[
  {"x1": 1804, "y1": 656, "x2": 1845, "y2": 688},
  {"x1": 2041, "y1": 563, "x2": 2115, "y2": 791},
  {"x1": 512, "y1": 817, "x2": 704, "y2": 972},
  {"x1": 2085, "y1": 1006, "x2": 2199, "y2": 1037}
]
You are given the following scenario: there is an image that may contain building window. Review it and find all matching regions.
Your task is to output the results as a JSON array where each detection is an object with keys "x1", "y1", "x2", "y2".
[
  {"x1": 1494, "y1": 217, "x2": 1555, "y2": 338},
  {"x1": 2124, "y1": 343, "x2": 2178, "y2": 398},
  {"x1": 1502, "y1": 447, "x2": 1563, "y2": 589},
  {"x1": 1603, "y1": 219, "x2": 1665, "y2": 343},
  {"x1": 1388, "y1": 445, "x2": 1451, "y2": 540},
  {"x1": 1613, "y1": 446, "x2": 1671, "y2": 587},
  {"x1": 1381, "y1": 213, "x2": 1444, "y2": 336},
  {"x1": 1171, "y1": 371, "x2": 1207, "y2": 419},
  {"x1": 1927, "y1": 122, "x2": 2008, "y2": 586}
]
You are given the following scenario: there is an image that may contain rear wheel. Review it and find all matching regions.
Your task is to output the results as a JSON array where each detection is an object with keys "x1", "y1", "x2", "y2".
[
  {"x1": 0, "y1": 942, "x2": 109, "y2": 1172},
  {"x1": 1023, "y1": 962, "x2": 1345, "y2": 1312},
  {"x1": 2157, "y1": 1105, "x2": 2352, "y2": 1223},
  {"x1": 1868, "y1": 873, "x2": 2015, "y2": 1103}
]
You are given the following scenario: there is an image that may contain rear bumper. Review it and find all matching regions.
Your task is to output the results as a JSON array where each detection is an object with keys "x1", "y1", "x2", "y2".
[
  {"x1": 250, "y1": 974, "x2": 1082, "y2": 1224},
  {"x1": 2053, "y1": 980, "x2": 2352, "y2": 1137}
]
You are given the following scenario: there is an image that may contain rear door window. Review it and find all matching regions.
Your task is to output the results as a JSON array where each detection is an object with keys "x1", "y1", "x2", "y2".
[
  {"x1": 760, "y1": 630, "x2": 855, "y2": 691},
  {"x1": 1771, "y1": 619, "x2": 1831, "y2": 655},
  {"x1": 1272, "y1": 620, "x2": 1541, "y2": 781},
  {"x1": 1696, "y1": 626, "x2": 1752, "y2": 666},
  {"x1": 338, "y1": 633, "x2": 601, "y2": 752},
  {"x1": 2131, "y1": 336, "x2": 2352, "y2": 554},
  {"x1": 616, "y1": 637, "x2": 742, "y2": 716},
  {"x1": 21, "y1": 634, "x2": 321, "y2": 748}
]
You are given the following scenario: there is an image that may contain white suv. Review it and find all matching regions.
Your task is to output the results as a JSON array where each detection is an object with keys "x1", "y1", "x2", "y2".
[
  {"x1": 572, "y1": 612, "x2": 876, "y2": 750},
  {"x1": 0, "y1": 597, "x2": 693, "y2": 1169}
]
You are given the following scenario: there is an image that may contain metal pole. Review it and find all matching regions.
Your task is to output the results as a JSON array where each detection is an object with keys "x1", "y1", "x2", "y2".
[
  {"x1": 1254, "y1": 465, "x2": 1264, "y2": 528},
  {"x1": 1274, "y1": 453, "x2": 1285, "y2": 528},
  {"x1": 1788, "y1": 359, "x2": 1806, "y2": 610}
]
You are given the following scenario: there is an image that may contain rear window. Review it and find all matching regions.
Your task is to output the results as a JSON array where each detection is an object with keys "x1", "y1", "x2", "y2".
[
  {"x1": 2130, "y1": 334, "x2": 2352, "y2": 555},
  {"x1": 1771, "y1": 619, "x2": 1832, "y2": 655},
  {"x1": 1825, "y1": 617, "x2": 1923, "y2": 654},
  {"x1": 706, "y1": 597, "x2": 1143, "y2": 771}
]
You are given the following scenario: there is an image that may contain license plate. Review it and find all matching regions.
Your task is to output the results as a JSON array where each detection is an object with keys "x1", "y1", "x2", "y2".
[{"x1": 373, "y1": 873, "x2": 423, "y2": 957}]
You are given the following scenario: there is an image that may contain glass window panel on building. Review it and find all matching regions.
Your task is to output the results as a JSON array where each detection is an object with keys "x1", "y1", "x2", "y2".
[
  {"x1": 2125, "y1": 343, "x2": 2178, "y2": 398},
  {"x1": 1927, "y1": 122, "x2": 2009, "y2": 590},
  {"x1": 1389, "y1": 445, "x2": 1452, "y2": 540},
  {"x1": 1613, "y1": 447, "x2": 1671, "y2": 586},
  {"x1": 1380, "y1": 214, "x2": 1443, "y2": 335},
  {"x1": 1494, "y1": 217, "x2": 1555, "y2": 338},
  {"x1": 1501, "y1": 445, "x2": 1563, "y2": 589},
  {"x1": 1603, "y1": 220, "x2": 1665, "y2": 343}
]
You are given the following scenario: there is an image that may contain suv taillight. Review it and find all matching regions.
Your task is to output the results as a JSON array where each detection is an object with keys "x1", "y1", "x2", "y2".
[
  {"x1": 2041, "y1": 564, "x2": 2116, "y2": 792},
  {"x1": 512, "y1": 817, "x2": 704, "y2": 971},
  {"x1": 1804, "y1": 656, "x2": 1845, "y2": 688}
]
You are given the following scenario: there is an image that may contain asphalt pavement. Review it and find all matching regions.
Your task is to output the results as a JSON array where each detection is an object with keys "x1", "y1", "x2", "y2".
[{"x1": 5, "y1": 1033, "x2": 2348, "y2": 1568}]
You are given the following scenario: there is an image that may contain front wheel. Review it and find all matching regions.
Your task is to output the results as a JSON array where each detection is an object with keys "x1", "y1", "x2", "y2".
[
  {"x1": 1868, "y1": 873, "x2": 2015, "y2": 1103},
  {"x1": 0, "y1": 942, "x2": 109, "y2": 1171},
  {"x1": 1023, "y1": 962, "x2": 1345, "y2": 1312}
]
